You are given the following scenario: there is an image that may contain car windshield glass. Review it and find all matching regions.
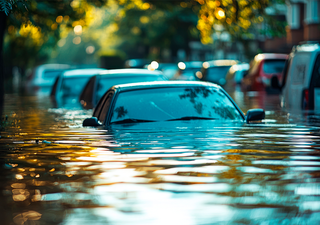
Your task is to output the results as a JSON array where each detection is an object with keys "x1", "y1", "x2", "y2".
[
  {"x1": 262, "y1": 60, "x2": 286, "y2": 74},
  {"x1": 43, "y1": 69, "x2": 64, "y2": 78},
  {"x1": 206, "y1": 66, "x2": 231, "y2": 81},
  {"x1": 60, "y1": 76, "x2": 91, "y2": 97},
  {"x1": 110, "y1": 87, "x2": 242, "y2": 124},
  {"x1": 181, "y1": 68, "x2": 201, "y2": 78},
  {"x1": 96, "y1": 75, "x2": 166, "y2": 101}
]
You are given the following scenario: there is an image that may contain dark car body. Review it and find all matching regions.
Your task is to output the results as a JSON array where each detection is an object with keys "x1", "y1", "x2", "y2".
[
  {"x1": 83, "y1": 81, "x2": 265, "y2": 128},
  {"x1": 241, "y1": 53, "x2": 288, "y2": 92},
  {"x1": 79, "y1": 68, "x2": 167, "y2": 109},
  {"x1": 50, "y1": 68, "x2": 106, "y2": 108},
  {"x1": 197, "y1": 60, "x2": 239, "y2": 86}
]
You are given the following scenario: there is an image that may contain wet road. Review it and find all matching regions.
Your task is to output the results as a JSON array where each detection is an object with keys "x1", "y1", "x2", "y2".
[{"x1": 1, "y1": 89, "x2": 320, "y2": 225}]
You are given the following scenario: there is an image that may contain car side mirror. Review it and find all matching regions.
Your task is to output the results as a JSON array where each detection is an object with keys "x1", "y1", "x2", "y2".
[
  {"x1": 271, "y1": 75, "x2": 281, "y2": 90},
  {"x1": 246, "y1": 109, "x2": 265, "y2": 123},
  {"x1": 83, "y1": 117, "x2": 102, "y2": 127}
]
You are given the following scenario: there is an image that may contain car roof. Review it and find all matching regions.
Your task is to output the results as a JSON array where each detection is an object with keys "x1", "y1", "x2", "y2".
[
  {"x1": 253, "y1": 53, "x2": 288, "y2": 61},
  {"x1": 203, "y1": 59, "x2": 239, "y2": 68},
  {"x1": 112, "y1": 80, "x2": 222, "y2": 92},
  {"x1": 181, "y1": 61, "x2": 203, "y2": 68},
  {"x1": 62, "y1": 68, "x2": 106, "y2": 77},
  {"x1": 293, "y1": 42, "x2": 320, "y2": 53},
  {"x1": 98, "y1": 68, "x2": 164, "y2": 76}
]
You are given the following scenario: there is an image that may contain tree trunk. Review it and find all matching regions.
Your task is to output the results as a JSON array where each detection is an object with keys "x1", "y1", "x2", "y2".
[{"x1": 0, "y1": 12, "x2": 6, "y2": 119}]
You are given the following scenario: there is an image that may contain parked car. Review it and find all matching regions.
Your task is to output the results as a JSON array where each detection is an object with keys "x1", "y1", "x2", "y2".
[
  {"x1": 224, "y1": 63, "x2": 250, "y2": 92},
  {"x1": 145, "y1": 61, "x2": 179, "y2": 80},
  {"x1": 241, "y1": 53, "x2": 288, "y2": 92},
  {"x1": 50, "y1": 68, "x2": 106, "y2": 108},
  {"x1": 196, "y1": 60, "x2": 239, "y2": 86},
  {"x1": 79, "y1": 68, "x2": 168, "y2": 109},
  {"x1": 271, "y1": 42, "x2": 320, "y2": 111},
  {"x1": 172, "y1": 61, "x2": 203, "y2": 80},
  {"x1": 83, "y1": 81, "x2": 265, "y2": 127},
  {"x1": 26, "y1": 63, "x2": 71, "y2": 95},
  {"x1": 125, "y1": 59, "x2": 151, "y2": 68}
]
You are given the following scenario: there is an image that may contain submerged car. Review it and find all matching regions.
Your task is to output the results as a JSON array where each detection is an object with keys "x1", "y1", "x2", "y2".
[
  {"x1": 26, "y1": 63, "x2": 71, "y2": 96},
  {"x1": 145, "y1": 61, "x2": 179, "y2": 80},
  {"x1": 83, "y1": 81, "x2": 265, "y2": 127},
  {"x1": 79, "y1": 68, "x2": 168, "y2": 109},
  {"x1": 272, "y1": 42, "x2": 320, "y2": 111},
  {"x1": 50, "y1": 68, "x2": 106, "y2": 108},
  {"x1": 173, "y1": 61, "x2": 203, "y2": 80},
  {"x1": 196, "y1": 60, "x2": 239, "y2": 86},
  {"x1": 241, "y1": 53, "x2": 288, "y2": 92}
]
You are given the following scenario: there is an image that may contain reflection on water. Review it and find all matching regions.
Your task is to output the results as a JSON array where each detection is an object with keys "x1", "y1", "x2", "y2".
[{"x1": 1, "y1": 91, "x2": 320, "y2": 225}]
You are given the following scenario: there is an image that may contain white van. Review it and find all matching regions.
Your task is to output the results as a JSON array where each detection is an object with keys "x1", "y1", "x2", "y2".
[{"x1": 273, "y1": 42, "x2": 320, "y2": 111}]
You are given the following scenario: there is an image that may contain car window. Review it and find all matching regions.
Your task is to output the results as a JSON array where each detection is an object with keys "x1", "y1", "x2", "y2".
[
  {"x1": 262, "y1": 59, "x2": 286, "y2": 74},
  {"x1": 50, "y1": 76, "x2": 60, "y2": 96},
  {"x1": 110, "y1": 87, "x2": 242, "y2": 124},
  {"x1": 181, "y1": 68, "x2": 201, "y2": 78},
  {"x1": 43, "y1": 69, "x2": 64, "y2": 78},
  {"x1": 290, "y1": 53, "x2": 311, "y2": 85},
  {"x1": 97, "y1": 92, "x2": 114, "y2": 123},
  {"x1": 281, "y1": 57, "x2": 291, "y2": 88},
  {"x1": 205, "y1": 66, "x2": 231, "y2": 80},
  {"x1": 96, "y1": 75, "x2": 166, "y2": 102},
  {"x1": 60, "y1": 76, "x2": 91, "y2": 97},
  {"x1": 80, "y1": 76, "x2": 95, "y2": 103},
  {"x1": 311, "y1": 54, "x2": 320, "y2": 86}
]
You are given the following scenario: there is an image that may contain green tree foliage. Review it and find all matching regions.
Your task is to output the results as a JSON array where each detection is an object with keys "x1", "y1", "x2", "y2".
[
  {"x1": 2, "y1": 0, "x2": 108, "y2": 70},
  {"x1": 194, "y1": 0, "x2": 287, "y2": 44},
  {"x1": 113, "y1": 0, "x2": 201, "y2": 60}
]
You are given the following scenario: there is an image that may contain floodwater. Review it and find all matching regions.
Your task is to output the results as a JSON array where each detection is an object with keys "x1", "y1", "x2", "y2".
[{"x1": 1, "y1": 89, "x2": 320, "y2": 225}]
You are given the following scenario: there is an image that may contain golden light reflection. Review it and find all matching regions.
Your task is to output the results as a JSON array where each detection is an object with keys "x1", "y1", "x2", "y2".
[
  {"x1": 86, "y1": 45, "x2": 95, "y2": 54},
  {"x1": 73, "y1": 36, "x2": 81, "y2": 44},
  {"x1": 56, "y1": 15, "x2": 63, "y2": 23},
  {"x1": 142, "y1": 3, "x2": 150, "y2": 10},
  {"x1": 131, "y1": 26, "x2": 141, "y2": 35},
  {"x1": 140, "y1": 16, "x2": 149, "y2": 24},
  {"x1": 13, "y1": 211, "x2": 42, "y2": 225},
  {"x1": 32, "y1": 189, "x2": 42, "y2": 202},
  {"x1": 70, "y1": 0, "x2": 80, "y2": 8},
  {"x1": 16, "y1": 174, "x2": 24, "y2": 180},
  {"x1": 57, "y1": 38, "x2": 66, "y2": 47},
  {"x1": 215, "y1": 8, "x2": 225, "y2": 20},
  {"x1": 12, "y1": 189, "x2": 30, "y2": 201},
  {"x1": 11, "y1": 183, "x2": 26, "y2": 189},
  {"x1": 74, "y1": 25, "x2": 83, "y2": 35}
]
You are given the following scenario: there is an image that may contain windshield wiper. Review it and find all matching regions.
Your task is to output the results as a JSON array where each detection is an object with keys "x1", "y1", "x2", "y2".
[
  {"x1": 166, "y1": 116, "x2": 217, "y2": 121},
  {"x1": 111, "y1": 118, "x2": 158, "y2": 124}
]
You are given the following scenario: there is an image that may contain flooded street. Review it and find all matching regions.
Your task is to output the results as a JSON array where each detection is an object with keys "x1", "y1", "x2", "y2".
[{"x1": 1, "y1": 90, "x2": 320, "y2": 225}]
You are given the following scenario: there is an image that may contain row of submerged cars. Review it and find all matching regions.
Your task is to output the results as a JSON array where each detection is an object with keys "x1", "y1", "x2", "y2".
[
  {"x1": 27, "y1": 62, "x2": 266, "y2": 128},
  {"x1": 28, "y1": 41, "x2": 320, "y2": 129}
]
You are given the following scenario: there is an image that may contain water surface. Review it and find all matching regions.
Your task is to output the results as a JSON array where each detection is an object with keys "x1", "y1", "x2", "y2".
[{"x1": 1, "y1": 91, "x2": 320, "y2": 225}]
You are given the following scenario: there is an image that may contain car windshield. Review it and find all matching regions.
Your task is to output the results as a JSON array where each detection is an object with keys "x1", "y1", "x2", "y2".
[
  {"x1": 262, "y1": 59, "x2": 286, "y2": 74},
  {"x1": 110, "y1": 87, "x2": 242, "y2": 124},
  {"x1": 206, "y1": 66, "x2": 232, "y2": 81},
  {"x1": 181, "y1": 68, "x2": 201, "y2": 78},
  {"x1": 43, "y1": 69, "x2": 64, "y2": 78},
  {"x1": 96, "y1": 75, "x2": 166, "y2": 102},
  {"x1": 60, "y1": 76, "x2": 92, "y2": 97}
]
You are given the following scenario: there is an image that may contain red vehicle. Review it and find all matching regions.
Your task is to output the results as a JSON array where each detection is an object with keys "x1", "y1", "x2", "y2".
[{"x1": 241, "y1": 53, "x2": 288, "y2": 92}]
